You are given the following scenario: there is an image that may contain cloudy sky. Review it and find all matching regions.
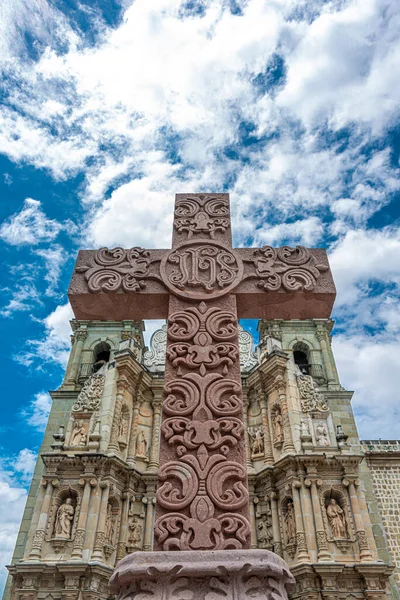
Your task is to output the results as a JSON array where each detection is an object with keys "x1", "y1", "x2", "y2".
[{"x1": 0, "y1": 0, "x2": 400, "y2": 589}]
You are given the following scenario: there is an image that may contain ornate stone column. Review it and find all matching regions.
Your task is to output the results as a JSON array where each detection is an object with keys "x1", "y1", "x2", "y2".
[
  {"x1": 142, "y1": 481, "x2": 156, "y2": 551},
  {"x1": 269, "y1": 492, "x2": 283, "y2": 557},
  {"x1": 71, "y1": 477, "x2": 96, "y2": 560},
  {"x1": 147, "y1": 396, "x2": 162, "y2": 472},
  {"x1": 292, "y1": 481, "x2": 310, "y2": 563},
  {"x1": 116, "y1": 492, "x2": 131, "y2": 562},
  {"x1": 315, "y1": 325, "x2": 336, "y2": 389},
  {"x1": 28, "y1": 478, "x2": 57, "y2": 560},
  {"x1": 242, "y1": 392, "x2": 255, "y2": 472},
  {"x1": 126, "y1": 397, "x2": 141, "y2": 466},
  {"x1": 92, "y1": 481, "x2": 110, "y2": 561},
  {"x1": 306, "y1": 477, "x2": 332, "y2": 561},
  {"x1": 259, "y1": 392, "x2": 274, "y2": 465},
  {"x1": 65, "y1": 330, "x2": 88, "y2": 386},
  {"x1": 276, "y1": 376, "x2": 295, "y2": 454},
  {"x1": 344, "y1": 478, "x2": 373, "y2": 561},
  {"x1": 249, "y1": 482, "x2": 258, "y2": 549},
  {"x1": 299, "y1": 477, "x2": 317, "y2": 563},
  {"x1": 109, "y1": 375, "x2": 129, "y2": 454}
]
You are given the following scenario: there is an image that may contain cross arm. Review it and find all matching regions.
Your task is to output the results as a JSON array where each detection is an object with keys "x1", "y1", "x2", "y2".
[
  {"x1": 234, "y1": 247, "x2": 336, "y2": 320},
  {"x1": 68, "y1": 247, "x2": 170, "y2": 321}
]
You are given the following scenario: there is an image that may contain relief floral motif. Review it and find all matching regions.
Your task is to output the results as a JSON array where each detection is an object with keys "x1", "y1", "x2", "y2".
[
  {"x1": 166, "y1": 302, "x2": 238, "y2": 376},
  {"x1": 155, "y1": 302, "x2": 251, "y2": 551},
  {"x1": 253, "y1": 245, "x2": 328, "y2": 292},
  {"x1": 76, "y1": 247, "x2": 150, "y2": 293},
  {"x1": 174, "y1": 195, "x2": 230, "y2": 239}
]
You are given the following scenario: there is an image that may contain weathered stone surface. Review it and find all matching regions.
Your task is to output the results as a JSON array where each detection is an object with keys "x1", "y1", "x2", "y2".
[
  {"x1": 69, "y1": 246, "x2": 335, "y2": 321},
  {"x1": 109, "y1": 549, "x2": 295, "y2": 600}
]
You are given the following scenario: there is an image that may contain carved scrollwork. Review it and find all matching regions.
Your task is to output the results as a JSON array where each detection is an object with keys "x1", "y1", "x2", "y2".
[
  {"x1": 296, "y1": 373, "x2": 328, "y2": 412},
  {"x1": 72, "y1": 372, "x2": 105, "y2": 412},
  {"x1": 155, "y1": 298, "x2": 250, "y2": 551},
  {"x1": 174, "y1": 195, "x2": 230, "y2": 239},
  {"x1": 253, "y1": 245, "x2": 328, "y2": 292},
  {"x1": 76, "y1": 247, "x2": 150, "y2": 293},
  {"x1": 166, "y1": 303, "x2": 239, "y2": 376}
]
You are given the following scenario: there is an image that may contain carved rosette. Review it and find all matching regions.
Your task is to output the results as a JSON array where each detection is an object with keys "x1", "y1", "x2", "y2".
[
  {"x1": 154, "y1": 297, "x2": 251, "y2": 551},
  {"x1": 160, "y1": 241, "x2": 243, "y2": 301}
]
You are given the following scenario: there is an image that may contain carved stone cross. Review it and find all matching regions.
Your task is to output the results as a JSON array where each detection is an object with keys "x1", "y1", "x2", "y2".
[{"x1": 69, "y1": 193, "x2": 335, "y2": 551}]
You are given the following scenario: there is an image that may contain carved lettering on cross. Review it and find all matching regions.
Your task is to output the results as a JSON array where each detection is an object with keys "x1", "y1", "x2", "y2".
[{"x1": 69, "y1": 193, "x2": 335, "y2": 551}]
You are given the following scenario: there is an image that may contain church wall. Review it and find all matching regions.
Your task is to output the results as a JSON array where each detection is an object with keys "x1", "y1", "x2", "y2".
[
  {"x1": 4, "y1": 316, "x2": 399, "y2": 600},
  {"x1": 362, "y1": 442, "x2": 400, "y2": 590}
]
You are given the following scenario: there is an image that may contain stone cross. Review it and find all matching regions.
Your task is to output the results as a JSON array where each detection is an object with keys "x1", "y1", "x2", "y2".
[{"x1": 69, "y1": 193, "x2": 335, "y2": 551}]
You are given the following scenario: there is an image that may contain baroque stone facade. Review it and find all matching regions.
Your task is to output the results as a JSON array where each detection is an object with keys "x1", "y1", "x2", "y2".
[{"x1": 3, "y1": 317, "x2": 399, "y2": 600}]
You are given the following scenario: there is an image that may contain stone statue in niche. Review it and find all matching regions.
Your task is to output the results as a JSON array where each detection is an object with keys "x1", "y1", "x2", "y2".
[
  {"x1": 272, "y1": 412, "x2": 284, "y2": 447},
  {"x1": 257, "y1": 515, "x2": 273, "y2": 549},
  {"x1": 326, "y1": 498, "x2": 347, "y2": 538},
  {"x1": 248, "y1": 426, "x2": 264, "y2": 458},
  {"x1": 135, "y1": 430, "x2": 148, "y2": 459},
  {"x1": 284, "y1": 502, "x2": 296, "y2": 543},
  {"x1": 127, "y1": 512, "x2": 142, "y2": 549},
  {"x1": 70, "y1": 421, "x2": 87, "y2": 446},
  {"x1": 118, "y1": 412, "x2": 129, "y2": 443},
  {"x1": 54, "y1": 498, "x2": 74, "y2": 538},
  {"x1": 300, "y1": 418, "x2": 310, "y2": 437},
  {"x1": 105, "y1": 503, "x2": 115, "y2": 545},
  {"x1": 315, "y1": 422, "x2": 330, "y2": 447}
]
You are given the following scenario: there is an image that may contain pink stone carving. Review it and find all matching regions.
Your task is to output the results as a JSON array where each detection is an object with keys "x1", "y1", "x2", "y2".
[
  {"x1": 109, "y1": 550, "x2": 295, "y2": 600},
  {"x1": 68, "y1": 193, "x2": 336, "y2": 555}
]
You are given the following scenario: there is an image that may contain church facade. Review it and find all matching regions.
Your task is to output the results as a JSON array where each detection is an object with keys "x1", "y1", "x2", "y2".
[{"x1": 4, "y1": 317, "x2": 400, "y2": 600}]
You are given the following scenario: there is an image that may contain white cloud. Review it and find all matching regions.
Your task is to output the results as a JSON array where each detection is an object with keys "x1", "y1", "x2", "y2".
[
  {"x1": 14, "y1": 449, "x2": 37, "y2": 482},
  {"x1": 22, "y1": 391, "x2": 52, "y2": 431},
  {"x1": 25, "y1": 303, "x2": 74, "y2": 369},
  {"x1": 333, "y1": 334, "x2": 400, "y2": 439},
  {"x1": 0, "y1": 198, "x2": 62, "y2": 246},
  {"x1": 0, "y1": 283, "x2": 42, "y2": 318},
  {"x1": 329, "y1": 227, "x2": 400, "y2": 307},
  {"x1": 34, "y1": 245, "x2": 68, "y2": 296},
  {"x1": 255, "y1": 217, "x2": 324, "y2": 247}
]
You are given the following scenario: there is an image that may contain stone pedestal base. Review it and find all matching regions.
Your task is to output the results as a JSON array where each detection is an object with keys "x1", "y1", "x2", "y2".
[{"x1": 110, "y1": 550, "x2": 295, "y2": 600}]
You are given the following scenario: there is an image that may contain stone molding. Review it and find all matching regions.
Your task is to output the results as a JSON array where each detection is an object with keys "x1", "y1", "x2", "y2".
[{"x1": 110, "y1": 549, "x2": 295, "y2": 600}]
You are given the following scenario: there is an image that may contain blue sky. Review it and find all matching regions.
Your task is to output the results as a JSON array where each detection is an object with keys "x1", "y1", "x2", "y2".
[{"x1": 1, "y1": 0, "x2": 400, "y2": 588}]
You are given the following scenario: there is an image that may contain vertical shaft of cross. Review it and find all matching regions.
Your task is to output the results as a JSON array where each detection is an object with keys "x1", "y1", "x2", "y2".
[{"x1": 153, "y1": 194, "x2": 251, "y2": 550}]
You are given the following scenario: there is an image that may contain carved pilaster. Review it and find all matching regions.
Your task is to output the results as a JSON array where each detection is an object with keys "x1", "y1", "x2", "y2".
[
  {"x1": 343, "y1": 477, "x2": 373, "y2": 561},
  {"x1": 276, "y1": 375, "x2": 295, "y2": 454},
  {"x1": 306, "y1": 477, "x2": 332, "y2": 562},
  {"x1": 109, "y1": 375, "x2": 130, "y2": 453},
  {"x1": 28, "y1": 478, "x2": 57, "y2": 560},
  {"x1": 148, "y1": 398, "x2": 162, "y2": 472},
  {"x1": 259, "y1": 390, "x2": 274, "y2": 465},
  {"x1": 292, "y1": 481, "x2": 310, "y2": 563},
  {"x1": 91, "y1": 481, "x2": 110, "y2": 561}
]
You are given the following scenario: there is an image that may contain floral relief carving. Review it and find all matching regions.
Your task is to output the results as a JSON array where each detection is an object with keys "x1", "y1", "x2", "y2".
[
  {"x1": 72, "y1": 372, "x2": 105, "y2": 412},
  {"x1": 253, "y1": 245, "x2": 328, "y2": 292},
  {"x1": 76, "y1": 247, "x2": 151, "y2": 293},
  {"x1": 154, "y1": 300, "x2": 251, "y2": 551},
  {"x1": 296, "y1": 374, "x2": 328, "y2": 412},
  {"x1": 166, "y1": 302, "x2": 238, "y2": 376},
  {"x1": 174, "y1": 195, "x2": 230, "y2": 239}
]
